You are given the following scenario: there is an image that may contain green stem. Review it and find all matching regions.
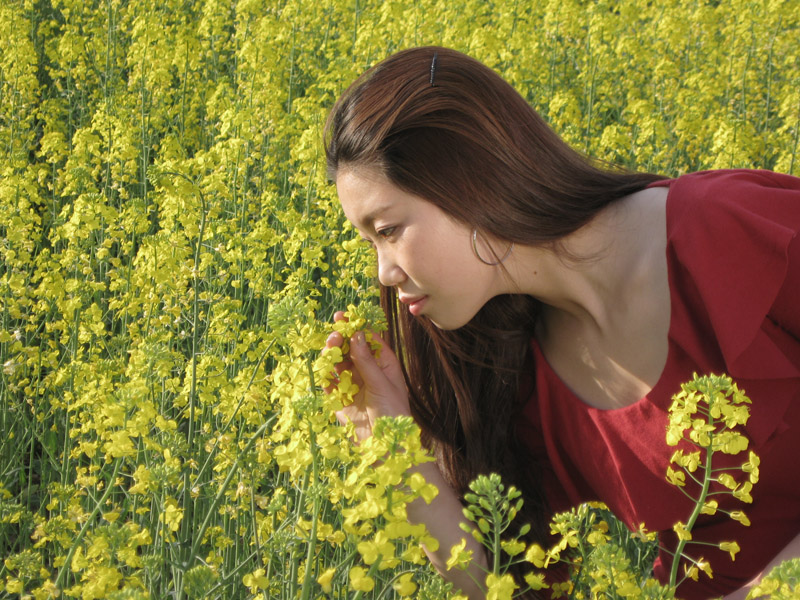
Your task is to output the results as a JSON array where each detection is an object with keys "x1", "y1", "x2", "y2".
[
  {"x1": 493, "y1": 507, "x2": 501, "y2": 574},
  {"x1": 669, "y1": 442, "x2": 714, "y2": 588},
  {"x1": 351, "y1": 555, "x2": 383, "y2": 600},
  {"x1": 186, "y1": 418, "x2": 273, "y2": 568},
  {"x1": 299, "y1": 355, "x2": 322, "y2": 600}
]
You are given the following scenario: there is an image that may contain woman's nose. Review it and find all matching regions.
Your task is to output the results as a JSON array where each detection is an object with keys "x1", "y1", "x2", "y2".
[{"x1": 377, "y1": 251, "x2": 406, "y2": 287}]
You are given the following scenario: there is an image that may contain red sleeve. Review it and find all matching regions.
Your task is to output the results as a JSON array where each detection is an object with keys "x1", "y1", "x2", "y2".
[{"x1": 665, "y1": 170, "x2": 800, "y2": 446}]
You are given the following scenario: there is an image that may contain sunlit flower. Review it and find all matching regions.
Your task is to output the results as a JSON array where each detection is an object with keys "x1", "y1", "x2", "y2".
[
  {"x1": 485, "y1": 573, "x2": 518, "y2": 600},
  {"x1": 525, "y1": 543, "x2": 546, "y2": 568},
  {"x1": 348, "y1": 566, "x2": 374, "y2": 592},
  {"x1": 392, "y1": 572, "x2": 417, "y2": 596},
  {"x1": 719, "y1": 541, "x2": 741, "y2": 561},
  {"x1": 242, "y1": 569, "x2": 268, "y2": 593},
  {"x1": 317, "y1": 568, "x2": 335, "y2": 593},
  {"x1": 673, "y1": 521, "x2": 692, "y2": 541},
  {"x1": 446, "y1": 538, "x2": 473, "y2": 571}
]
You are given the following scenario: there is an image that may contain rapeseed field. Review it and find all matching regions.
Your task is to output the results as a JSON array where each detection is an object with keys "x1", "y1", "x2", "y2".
[{"x1": 1, "y1": 0, "x2": 798, "y2": 598}]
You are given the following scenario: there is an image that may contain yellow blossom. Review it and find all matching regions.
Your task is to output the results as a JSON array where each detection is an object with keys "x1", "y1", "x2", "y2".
[
  {"x1": 524, "y1": 572, "x2": 549, "y2": 591},
  {"x1": 5, "y1": 579, "x2": 23, "y2": 594},
  {"x1": 357, "y1": 530, "x2": 397, "y2": 568},
  {"x1": 525, "y1": 543, "x2": 546, "y2": 568},
  {"x1": 407, "y1": 471, "x2": 438, "y2": 503},
  {"x1": 719, "y1": 541, "x2": 740, "y2": 561},
  {"x1": 666, "y1": 466, "x2": 686, "y2": 487},
  {"x1": 673, "y1": 521, "x2": 692, "y2": 541},
  {"x1": 486, "y1": 573, "x2": 518, "y2": 600},
  {"x1": 698, "y1": 558, "x2": 713, "y2": 578},
  {"x1": 392, "y1": 573, "x2": 417, "y2": 596},
  {"x1": 717, "y1": 473, "x2": 739, "y2": 490},
  {"x1": 733, "y1": 481, "x2": 754, "y2": 503},
  {"x1": 446, "y1": 538, "x2": 473, "y2": 571},
  {"x1": 348, "y1": 566, "x2": 374, "y2": 592},
  {"x1": 243, "y1": 569, "x2": 268, "y2": 593},
  {"x1": 317, "y1": 568, "x2": 335, "y2": 593},
  {"x1": 730, "y1": 511, "x2": 751, "y2": 526},
  {"x1": 501, "y1": 539, "x2": 526, "y2": 556},
  {"x1": 160, "y1": 497, "x2": 183, "y2": 533},
  {"x1": 742, "y1": 451, "x2": 761, "y2": 484},
  {"x1": 550, "y1": 581, "x2": 573, "y2": 599}
]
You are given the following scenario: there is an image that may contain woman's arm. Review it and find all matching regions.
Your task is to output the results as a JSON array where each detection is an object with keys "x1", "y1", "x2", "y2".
[
  {"x1": 326, "y1": 319, "x2": 488, "y2": 598},
  {"x1": 723, "y1": 531, "x2": 800, "y2": 600}
]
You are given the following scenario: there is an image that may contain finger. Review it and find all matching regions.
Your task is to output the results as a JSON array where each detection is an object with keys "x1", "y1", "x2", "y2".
[
  {"x1": 334, "y1": 360, "x2": 353, "y2": 374},
  {"x1": 348, "y1": 330, "x2": 389, "y2": 388},
  {"x1": 333, "y1": 310, "x2": 347, "y2": 322},
  {"x1": 334, "y1": 409, "x2": 347, "y2": 426},
  {"x1": 364, "y1": 330, "x2": 402, "y2": 374},
  {"x1": 326, "y1": 331, "x2": 344, "y2": 348}
]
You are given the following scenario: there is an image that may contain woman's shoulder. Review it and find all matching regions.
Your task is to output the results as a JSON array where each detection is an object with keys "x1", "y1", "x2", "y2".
[
  {"x1": 660, "y1": 169, "x2": 800, "y2": 267},
  {"x1": 656, "y1": 168, "x2": 800, "y2": 229},
  {"x1": 651, "y1": 167, "x2": 800, "y2": 190},
  {"x1": 662, "y1": 168, "x2": 800, "y2": 384}
]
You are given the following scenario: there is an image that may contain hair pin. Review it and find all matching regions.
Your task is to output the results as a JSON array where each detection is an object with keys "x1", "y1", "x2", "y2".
[{"x1": 429, "y1": 52, "x2": 438, "y2": 87}]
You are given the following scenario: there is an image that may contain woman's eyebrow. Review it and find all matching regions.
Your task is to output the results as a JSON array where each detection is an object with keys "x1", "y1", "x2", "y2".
[{"x1": 358, "y1": 205, "x2": 390, "y2": 231}]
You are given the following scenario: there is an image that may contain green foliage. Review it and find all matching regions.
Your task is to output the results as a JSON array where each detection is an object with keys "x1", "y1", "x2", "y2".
[
  {"x1": 1, "y1": 1, "x2": 798, "y2": 599},
  {"x1": 748, "y1": 558, "x2": 800, "y2": 600}
]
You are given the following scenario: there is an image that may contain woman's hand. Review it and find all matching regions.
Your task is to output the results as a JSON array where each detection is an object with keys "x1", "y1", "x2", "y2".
[
  {"x1": 325, "y1": 311, "x2": 410, "y2": 440},
  {"x1": 325, "y1": 312, "x2": 488, "y2": 599}
]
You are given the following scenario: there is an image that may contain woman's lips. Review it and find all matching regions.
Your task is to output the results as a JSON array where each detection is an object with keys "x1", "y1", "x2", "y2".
[{"x1": 400, "y1": 295, "x2": 428, "y2": 316}]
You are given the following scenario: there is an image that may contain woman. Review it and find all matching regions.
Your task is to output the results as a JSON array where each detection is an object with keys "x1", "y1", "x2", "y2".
[{"x1": 323, "y1": 46, "x2": 800, "y2": 600}]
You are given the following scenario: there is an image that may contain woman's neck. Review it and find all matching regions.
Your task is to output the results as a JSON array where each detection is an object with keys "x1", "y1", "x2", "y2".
[{"x1": 501, "y1": 186, "x2": 670, "y2": 337}]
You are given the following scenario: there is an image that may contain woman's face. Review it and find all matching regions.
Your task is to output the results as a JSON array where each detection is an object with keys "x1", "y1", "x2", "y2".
[{"x1": 336, "y1": 168, "x2": 507, "y2": 330}]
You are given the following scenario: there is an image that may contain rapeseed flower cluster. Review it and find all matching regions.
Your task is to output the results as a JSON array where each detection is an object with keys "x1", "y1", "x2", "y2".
[
  {"x1": 1, "y1": 0, "x2": 798, "y2": 598},
  {"x1": 664, "y1": 374, "x2": 758, "y2": 588}
]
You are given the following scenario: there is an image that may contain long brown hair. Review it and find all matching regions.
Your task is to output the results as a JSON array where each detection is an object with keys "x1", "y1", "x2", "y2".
[{"x1": 325, "y1": 46, "x2": 665, "y2": 590}]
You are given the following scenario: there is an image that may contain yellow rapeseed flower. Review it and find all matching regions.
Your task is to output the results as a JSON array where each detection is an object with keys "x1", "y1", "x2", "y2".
[
  {"x1": 673, "y1": 521, "x2": 692, "y2": 541},
  {"x1": 392, "y1": 572, "x2": 417, "y2": 596},
  {"x1": 719, "y1": 541, "x2": 741, "y2": 561},
  {"x1": 501, "y1": 539, "x2": 526, "y2": 557},
  {"x1": 524, "y1": 572, "x2": 549, "y2": 591},
  {"x1": 348, "y1": 566, "x2": 374, "y2": 592},
  {"x1": 242, "y1": 569, "x2": 268, "y2": 593},
  {"x1": 730, "y1": 511, "x2": 751, "y2": 526},
  {"x1": 486, "y1": 573, "x2": 518, "y2": 600},
  {"x1": 446, "y1": 538, "x2": 473, "y2": 571},
  {"x1": 525, "y1": 543, "x2": 546, "y2": 568},
  {"x1": 317, "y1": 567, "x2": 335, "y2": 593},
  {"x1": 666, "y1": 466, "x2": 686, "y2": 487},
  {"x1": 733, "y1": 481, "x2": 754, "y2": 503},
  {"x1": 742, "y1": 451, "x2": 761, "y2": 484}
]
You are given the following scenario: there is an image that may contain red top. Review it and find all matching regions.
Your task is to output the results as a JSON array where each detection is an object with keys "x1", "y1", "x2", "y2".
[{"x1": 520, "y1": 169, "x2": 800, "y2": 599}]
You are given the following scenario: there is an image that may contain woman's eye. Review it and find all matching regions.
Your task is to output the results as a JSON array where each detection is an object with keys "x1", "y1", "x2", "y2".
[{"x1": 376, "y1": 226, "x2": 396, "y2": 239}]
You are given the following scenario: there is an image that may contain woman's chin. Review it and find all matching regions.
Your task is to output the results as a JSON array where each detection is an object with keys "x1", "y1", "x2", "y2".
[{"x1": 426, "y1": 314, "x2": 470, "y2": 331}]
